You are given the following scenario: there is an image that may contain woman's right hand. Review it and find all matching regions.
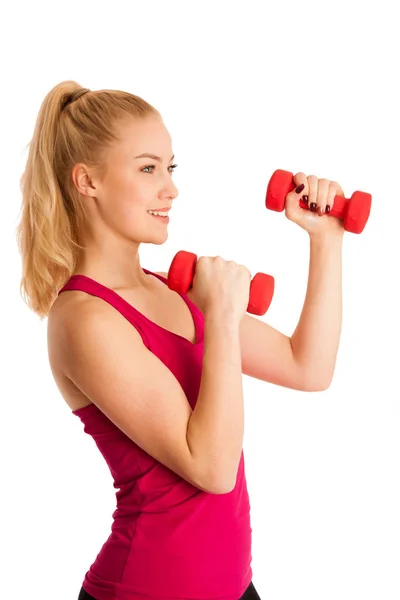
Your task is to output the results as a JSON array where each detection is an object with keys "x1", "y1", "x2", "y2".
[{"x1": 190, "y1": 255, "x2": 252, "y2": 322}]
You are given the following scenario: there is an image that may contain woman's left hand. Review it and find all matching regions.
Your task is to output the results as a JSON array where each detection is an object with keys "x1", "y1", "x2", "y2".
[{"x1": 285, "y1": 172, "x2": 345, "y2": 237}]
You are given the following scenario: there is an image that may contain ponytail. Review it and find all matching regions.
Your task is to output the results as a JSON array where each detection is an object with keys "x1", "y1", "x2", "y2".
[{"x1": 16, "y1": 80, "x2": 160, "y2": 318}]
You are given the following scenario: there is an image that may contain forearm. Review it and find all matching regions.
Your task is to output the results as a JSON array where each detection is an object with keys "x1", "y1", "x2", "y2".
[
  {"x1": 290, "y1": 232, "x2": 343, "y2": 389},
  {"x1": 187, "y1": 312, "x2": 243, "y2": 493}
]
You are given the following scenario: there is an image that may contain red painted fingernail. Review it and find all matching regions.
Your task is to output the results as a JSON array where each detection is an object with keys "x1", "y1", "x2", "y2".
[
  {"x1": 295, "y1": 184, "x2": 305, "y2": 194},
  {"x1": 310, "y1": 203, "x2": 317, "y2": 211},
  {"x1": 302, "y1": 195, "x2": 308, "y2": 202},
  {"x1": 326, "y1": 205, "x2": 331, "y2": 213}
]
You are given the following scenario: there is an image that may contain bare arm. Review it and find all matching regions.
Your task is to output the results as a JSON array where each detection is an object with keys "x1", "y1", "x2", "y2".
[
  {"x1": 215, "y1": 233, "x2": 343, "y2": 391},
  {"x1": 290, "y1": 232, "x2": 343, "y2": 388},
  {"x1": 187, "y1": 310, "x2": 244, "y2": 493}
]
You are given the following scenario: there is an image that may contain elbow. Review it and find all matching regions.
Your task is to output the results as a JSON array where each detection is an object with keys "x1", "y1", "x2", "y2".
[
  {"x1": 207, "y1": 465, "x2": 239, "y2": 495},
  {"x1": 306, "y1": 382, "x2": 331, "y2": 392},
  {"x1": 302, "y1": 374, "x2": 333, "y2": 392},
  {"x1": 296, "y1": 360, "x2": 336, "y2": 392},
  {"x1": 206, "y1": 478, "x2": 233, "y2": 495},
  {"x1": 215, "y1": 479, "x2": 236, "y2": 494},
  {"x1": 208, "y1": 473, "x2": 237, "y2": 495},
  {"x1": 209, "y1": 482, "x2": 235, "y2": 495}
]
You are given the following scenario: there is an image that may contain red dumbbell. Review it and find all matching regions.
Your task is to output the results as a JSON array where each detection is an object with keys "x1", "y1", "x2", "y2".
[
  {"x1": 266, "y1": 169, "x2": 372, "y2": 234},
  {"x1": 167, "y1": 250, "x2": 275, "y2": 316}
]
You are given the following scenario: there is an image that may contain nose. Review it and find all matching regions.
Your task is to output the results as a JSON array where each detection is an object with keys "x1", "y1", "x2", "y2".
[{"x1": 163, "y1": 177, "x2": 179, "y2": 201}]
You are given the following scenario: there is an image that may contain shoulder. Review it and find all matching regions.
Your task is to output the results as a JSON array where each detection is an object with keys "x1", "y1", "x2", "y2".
[
  {"x1": 49, "y1": 270, "x2": 167, "y2": 337},
  {"x1": 47, "y1": 289, "x2": 139, "y2": 376},
  {"x1": 48, "y1": 287, "x2": 110, "y2": 331}
]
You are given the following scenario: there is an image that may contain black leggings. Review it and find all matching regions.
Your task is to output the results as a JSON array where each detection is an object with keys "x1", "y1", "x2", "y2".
[{"x1": 78, "y1": 580, "x2": 261, "y2": 600}]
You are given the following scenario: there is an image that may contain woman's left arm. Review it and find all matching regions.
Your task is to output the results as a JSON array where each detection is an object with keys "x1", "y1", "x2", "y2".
[
  {"x1": 289, "y1": 230, "x2": 343, "y2": 389},
  {"x1": 238, "y1": 173, "x2": 345, "y2": 392}
]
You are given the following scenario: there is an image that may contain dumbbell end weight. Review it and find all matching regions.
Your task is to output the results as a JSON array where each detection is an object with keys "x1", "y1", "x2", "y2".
[
  {"x1": 247, "y1": 273, "x2": 275, "y2": 316},
  {"x1": 345, "y1": 191, "x2": 372, "y2": 234},
  {"x1": 167, "y1": 250, "x2": 197, "y2": 294},
  {"x1": 265, "y1": 169, "x2": 294, "y2": 212}
]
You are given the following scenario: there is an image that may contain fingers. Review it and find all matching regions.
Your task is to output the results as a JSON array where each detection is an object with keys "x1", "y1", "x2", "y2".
[
  {"x1": 293, "y1": 173, "x2": 343, "y2": 216},
  {"x1": 316, "y1": 178, "x2": 330, "y2": 215},
  {"x1": 326, "y1": 181, "x2": 344, "y2": 214},
  {"x1": 306, "y1": 175, "x2": 320, "y2": 213},
  {"x1": 293, "y1": 172, "x2": 308, "y2": 195},
  {"x1": 214, "y1": 256, "x2": 252, "y2": 279}
]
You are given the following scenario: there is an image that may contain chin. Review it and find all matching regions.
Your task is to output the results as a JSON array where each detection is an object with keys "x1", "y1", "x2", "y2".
[
  {"x1": 153, "y1": 232, "x2": 169, "y2": 245},
  {"x1": 142, "y1": 230, "x2": 169, "y2": 245}
]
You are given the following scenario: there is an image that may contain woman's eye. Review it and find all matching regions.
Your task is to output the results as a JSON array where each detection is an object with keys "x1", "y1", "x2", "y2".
[{"x1": 142, "y1": 164, "x2": 178, "y2": 174}]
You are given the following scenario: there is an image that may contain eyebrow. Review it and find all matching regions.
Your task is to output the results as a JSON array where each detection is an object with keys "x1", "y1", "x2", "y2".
[{"x1": 134, "y1": 153, "x2": 175, "y2": 162}]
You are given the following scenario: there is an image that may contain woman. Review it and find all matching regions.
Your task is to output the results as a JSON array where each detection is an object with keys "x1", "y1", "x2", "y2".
[{"x1": 16, "y1": 81, "x2": 344, "y2": 600}]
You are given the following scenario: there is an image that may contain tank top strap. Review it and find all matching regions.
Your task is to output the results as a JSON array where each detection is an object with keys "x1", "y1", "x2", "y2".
[
  {"x1": 58, "y1": 274, "x2": 151, "y2": 348},
  {"x1": 58, "y1": 270, "x2": 204, "y2": 347}
]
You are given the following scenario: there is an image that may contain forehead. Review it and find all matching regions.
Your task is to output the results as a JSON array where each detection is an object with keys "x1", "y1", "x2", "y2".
[{"x1": 113, "y1": 116, "x2": 172, "y2": 153}]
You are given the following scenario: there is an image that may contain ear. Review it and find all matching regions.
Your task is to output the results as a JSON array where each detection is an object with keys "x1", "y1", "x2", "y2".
[{"x1": 71, "y1": 163, "x2": 98, "y2": 198}]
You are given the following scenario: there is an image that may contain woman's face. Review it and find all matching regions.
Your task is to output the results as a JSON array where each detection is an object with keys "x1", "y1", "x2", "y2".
[{"x1": 76, "y1": 116, "x2": 179, "y2": 246}]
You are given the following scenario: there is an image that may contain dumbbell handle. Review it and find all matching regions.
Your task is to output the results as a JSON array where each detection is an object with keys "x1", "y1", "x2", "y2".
[
  {"x1": 270, "y1": 177, "x2": 352, "y2": 219},
  {"x1": 298, "y1": 192, "x2": 348, "y2": 219}
]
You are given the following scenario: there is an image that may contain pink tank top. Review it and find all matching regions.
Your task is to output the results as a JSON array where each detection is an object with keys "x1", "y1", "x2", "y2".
[{"x1": 59, "y1": 270, "x2": 253, "y2": 600}]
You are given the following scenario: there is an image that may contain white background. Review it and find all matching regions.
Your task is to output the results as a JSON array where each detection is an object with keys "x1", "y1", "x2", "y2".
[{"x1": 1, "y1": 1, "x2": 399, "y2": 599}]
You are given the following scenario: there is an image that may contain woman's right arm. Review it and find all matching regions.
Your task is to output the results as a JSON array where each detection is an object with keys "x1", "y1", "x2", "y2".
[{"x1": 55, "y1": 299, "x2": 244, "y2": 495}]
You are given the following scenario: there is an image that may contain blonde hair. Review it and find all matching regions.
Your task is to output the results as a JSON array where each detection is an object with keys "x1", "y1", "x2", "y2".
[{"x1": 16, "y1": 80, "x2": 160, "y2": 319}]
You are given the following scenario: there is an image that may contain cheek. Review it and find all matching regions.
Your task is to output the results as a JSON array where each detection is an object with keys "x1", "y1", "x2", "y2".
[
  {"x1": 101, "y1": 171, "x2": 149, "y2": 224},
  {"x1": 119, "y1": 200, "x2": 143, "y2": 220},
  {"x1": 111, "y1": 193, "x2": 148, "y2": 228}
]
